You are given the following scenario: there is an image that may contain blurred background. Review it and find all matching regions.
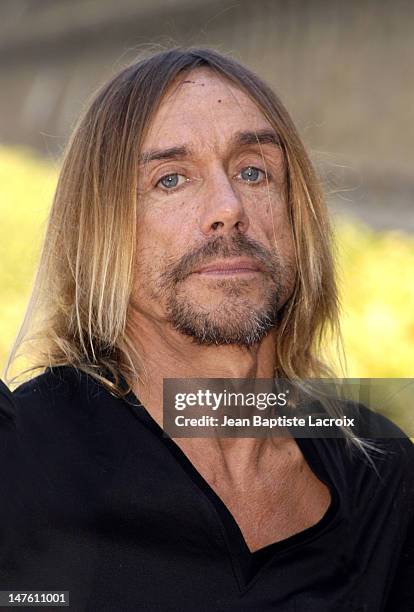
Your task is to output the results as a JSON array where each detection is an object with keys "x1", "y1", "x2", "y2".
[{"x1": 0, "y1": 0, "x2": 413, "y2": 377}]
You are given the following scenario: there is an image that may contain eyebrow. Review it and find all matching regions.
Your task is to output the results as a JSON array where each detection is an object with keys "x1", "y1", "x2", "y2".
[
  {"x1": 232, "y1": 129, "x2": 281, "y2": 149},
  {"x1": 138, "y1": 145, "x2": 189, "y2": 164},
  {"x1": 138, "y1": 129, "x2": 281, "y2": 164}
]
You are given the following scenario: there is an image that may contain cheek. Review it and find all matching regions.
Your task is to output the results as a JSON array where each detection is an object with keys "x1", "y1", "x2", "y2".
[
  {"x1": 135, "y1": 204, "x2": 195, "y2": 279},
  {"x1": 253, "y1": 191, "x2": 294, "y2": 254},
  {"x1": 259, "y1": 198, "x2": 297, "y2": 295},
  {"x1": 273, "y1": 213, "x2": 297, "y2": 285},
  {"x1": 138, "y1": 196, "x2": 195, "y2": 239}
]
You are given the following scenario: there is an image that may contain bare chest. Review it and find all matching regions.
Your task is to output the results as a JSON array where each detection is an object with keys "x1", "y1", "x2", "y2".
[
  {"x1": 175, "y1": 441, "x2": 332, "y2": 553},
  {"x1": 213, "y1": 468, "x2": 332, "y2": 552}
]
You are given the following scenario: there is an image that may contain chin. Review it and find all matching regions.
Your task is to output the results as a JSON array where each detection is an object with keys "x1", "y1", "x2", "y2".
[
  {"x1": 184, "y1": 274, "x2": 270, "y2": 304},
  {"x1": 166, "y1": 294, "x2": 279, "y2": 347}
]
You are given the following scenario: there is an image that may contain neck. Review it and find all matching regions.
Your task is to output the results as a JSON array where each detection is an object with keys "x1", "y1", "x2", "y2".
[
  {"x1": 128, "y1": 312, "x2": 277, "y2": 421},
  {"x1": 127, "y1": 312, "x2": 288, "y2": 479}
]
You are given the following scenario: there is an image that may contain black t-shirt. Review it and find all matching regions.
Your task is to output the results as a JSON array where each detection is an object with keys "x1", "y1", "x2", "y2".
[{"x1": 1, "y1": 367, "x2": 413, "y2": 611}]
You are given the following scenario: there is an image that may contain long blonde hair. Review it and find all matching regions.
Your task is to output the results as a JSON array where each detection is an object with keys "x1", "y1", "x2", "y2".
[{"x1": 7, "y1": 47, "x2": 342, "y2": 401}]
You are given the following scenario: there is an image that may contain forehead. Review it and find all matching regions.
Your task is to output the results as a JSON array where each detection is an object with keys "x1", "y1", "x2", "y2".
[{"x1": 142, "y1": 67, "x2": 274, "y2": 151}]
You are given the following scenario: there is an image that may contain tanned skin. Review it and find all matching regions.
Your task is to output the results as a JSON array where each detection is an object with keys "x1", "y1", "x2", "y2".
[{"x1": 130, "y1": 68, "x2": 331, "y2": 552}]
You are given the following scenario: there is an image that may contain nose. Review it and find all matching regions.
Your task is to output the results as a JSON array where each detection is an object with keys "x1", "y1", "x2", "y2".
[{"x1": 198, "y1": 165, "x2": 250, "y2": 237}]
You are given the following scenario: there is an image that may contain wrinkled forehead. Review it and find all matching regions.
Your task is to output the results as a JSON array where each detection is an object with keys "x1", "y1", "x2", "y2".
[{"x1": 142, "y1": 67, "x2": 275, "y2": 153}]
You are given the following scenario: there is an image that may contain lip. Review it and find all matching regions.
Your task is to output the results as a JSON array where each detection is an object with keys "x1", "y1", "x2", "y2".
[{"x1": 193, "y1": 258, "x2": 264, "y2": 276}]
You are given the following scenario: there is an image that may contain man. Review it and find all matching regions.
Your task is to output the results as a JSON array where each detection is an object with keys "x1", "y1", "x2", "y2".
[{"x1": 4, "y1": 48, "x2": 413, "y2": 611}]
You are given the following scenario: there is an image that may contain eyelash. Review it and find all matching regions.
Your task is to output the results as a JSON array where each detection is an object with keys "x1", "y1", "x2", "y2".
[
  {"x1": 154, "y1": 166, "x2": 271, "y2": 193},
  {"x1": 234, "y1": 167, "x2": 270, "y2": 185}
]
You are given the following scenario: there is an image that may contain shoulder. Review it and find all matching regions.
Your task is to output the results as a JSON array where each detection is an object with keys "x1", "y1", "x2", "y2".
[
  {"x1": 11, "y1": 366, "x2": 139, "y2": 475},
  {"x1": 12, "y1": 366, "x2": 124, "y2": 444},
  {"x1": 14, "y1": 366, "x2": 91, "y2": 406},
  {"x1": 312, "y1": 401, "x2": 414, "y2": 510},
  {"x1": 307, "y1": 397, "x2": 414, "y2": 473},
  {"x1": 0, "y1": 378, "x2": 16, "y2": 429},
  {"x1": 12, "y1": 365, "x2": 141, "y2": 438},
  {"x1": 338, "y1": 404, "x2": 414, "y2": 517},
  {"x1": 348, "y1": 401, "x2": 414, "y2": 475},
  {"x1": 12, "y1": 366, "x2": 115, "y2": 418}
]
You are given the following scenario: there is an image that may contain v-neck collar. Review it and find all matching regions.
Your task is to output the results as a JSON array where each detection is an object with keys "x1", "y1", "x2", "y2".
[{"x1": 122, "y1": 387, "x2": 342, "y2": 592}]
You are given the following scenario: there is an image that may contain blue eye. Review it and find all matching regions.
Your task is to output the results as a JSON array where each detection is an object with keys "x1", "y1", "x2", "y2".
[
  {"x1": 158, "y1": 174, "x2": 180, "y2": 189},
  {"x1": 240, "y1": 167, "x2": 264, "y2": 182}
]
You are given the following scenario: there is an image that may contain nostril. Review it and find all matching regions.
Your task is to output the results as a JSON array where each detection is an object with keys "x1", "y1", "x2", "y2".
[{"x1": 211, "y1": 221, "x2": 223, "y2": 230}]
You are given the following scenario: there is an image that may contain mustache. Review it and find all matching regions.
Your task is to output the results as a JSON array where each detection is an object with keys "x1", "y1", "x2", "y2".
[{"x1": 159, "y1": 234, "x2": 281, "y2": 286}]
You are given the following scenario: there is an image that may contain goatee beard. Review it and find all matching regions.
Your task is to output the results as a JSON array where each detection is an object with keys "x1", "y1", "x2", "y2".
[{"x1": 156, "y1": 233, "x2": 288, "y2": 347}]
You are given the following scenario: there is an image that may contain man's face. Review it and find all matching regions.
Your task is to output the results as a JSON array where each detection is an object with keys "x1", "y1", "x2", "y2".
[{"x1": 132, "y1": 68, "x2": 296, "y2": 346}]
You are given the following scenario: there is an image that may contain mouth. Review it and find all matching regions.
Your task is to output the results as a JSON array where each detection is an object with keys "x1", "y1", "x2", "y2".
[{"x1": 192, "y1": 258, "x2": 264, "y2": 277}]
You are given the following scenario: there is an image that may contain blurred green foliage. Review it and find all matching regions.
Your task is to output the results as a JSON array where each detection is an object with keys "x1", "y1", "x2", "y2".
[{"x1": 1, "y1": 146, "x2": 413, "y2": 377}]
